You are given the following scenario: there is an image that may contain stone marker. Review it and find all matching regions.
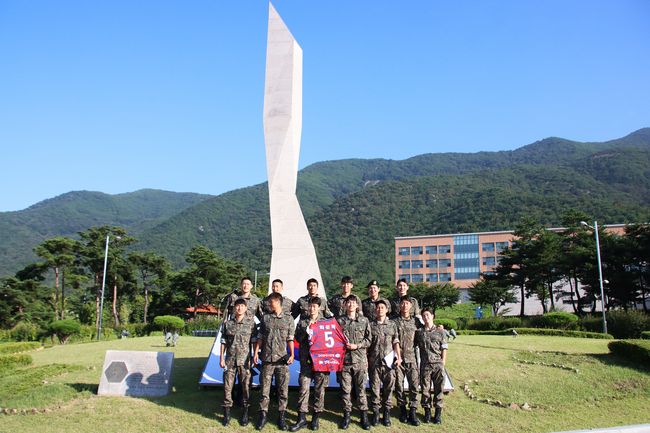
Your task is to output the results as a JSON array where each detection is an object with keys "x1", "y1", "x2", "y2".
[{"x1": 98, "y1": 350, "x2": 174, "y2": 397}]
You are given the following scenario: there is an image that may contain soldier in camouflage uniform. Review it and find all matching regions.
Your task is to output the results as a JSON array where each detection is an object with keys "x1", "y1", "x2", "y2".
[
  {"x1": 262, "y1": 279, "x2": 294, "y2": 316},
  {"x1": 389, "y1": 278, "x2": 421, "y2": 320},
  {"x1": 414, "y1": 307, "x2": 448, "y2": 424},
  {"x1": 393, "y1": 296, "x2": 422, "y2": 425},
  {"x1": 222, "y1": 276, "x2": 263, "y2": 320},
  {"x1": 328, "y1": 276, "x2": 362, "y2": 318},
  {"x1": 253, "y1": 292, "x2": 295, "y2": 431},
  {"x1": 368, "y1": 299, "x2": 401, "y2": 427},
  {"x1": 289, "y1": 297, "x2": 330, "y2": 432},
  {"x1": 292, "y1": 278, "x2": 331, "y2": 321},
  {"x1": 220, "y1": 297, "x2": 256, "y2": 426},
  {"x1": 361, "y1": 280, "x2": 391, "y2": 321},
  {"x1": 337, "y1": 295, "x2": 372, "y2": 430}
]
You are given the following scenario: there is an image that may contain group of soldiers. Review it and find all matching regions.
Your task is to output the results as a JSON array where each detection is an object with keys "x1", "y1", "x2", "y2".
[{"x1": 218, "y1": 276, "x2": 449, "y2": 431}]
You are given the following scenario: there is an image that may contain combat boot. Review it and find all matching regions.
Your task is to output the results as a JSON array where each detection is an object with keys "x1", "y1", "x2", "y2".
[
  {"x1": 398, "y1": 405, "x2": 408, "y2": 423},
  {"x1": 382, "y1": 407, "x2": 391, "y2": 426},
  {"x1": 360, "y1": 411, "x2": 371, "y2": 430},
  {"x1": 240, "y1": 406, "x2": 249, "y2": 426},
  {"x1": 278, "y1": 411, "x2": 288, "y2": 431},
  {"x1": 408, "y1": 406, "x2": 420, "y2": 426},
  {"x1": 256, "y1": 410, "x2": 267, "y2": 430},
  {"x1": 310, "y1": 412, "x2": 320, "y2": 431},
  {"x1": 370, "y1": 409, "x2": 379, "y2": 426},
  {"x1": 433, "y1": 408, "x2": 442, "y2": 424},
  {"x1": 339, "y1": 411, "x2": 351, "y2": 430},
  {"x1": 222, "y1": 407, "x2": 231, "y2": 426},
  {"x1": 290, "y1": 412, "x2": 308, "y2": 432}
]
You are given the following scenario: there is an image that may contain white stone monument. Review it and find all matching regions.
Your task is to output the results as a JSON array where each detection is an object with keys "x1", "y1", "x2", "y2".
[{"x1": 264, "y1": 3, "x2": 325, "y2": 300}]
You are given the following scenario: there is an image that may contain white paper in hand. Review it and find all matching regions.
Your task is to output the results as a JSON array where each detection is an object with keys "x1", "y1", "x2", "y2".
[{"x1": 384, "y1": 350, "x2": 395, "y2": 368}]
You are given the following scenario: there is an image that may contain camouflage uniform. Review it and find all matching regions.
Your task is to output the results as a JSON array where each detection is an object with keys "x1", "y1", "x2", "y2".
[
  {"x1": 292, "y1": 295, "x2": 331, "y2": 321},
  {"x1": 223, "y1": 292, "x2": 263, "y2": 320},
  {"x1": 262, "y1": 294, "x2": 294, "y2": 316},
  {"x1": 337, "y1": 314, "x2": 372, "y2": 412},
  {"x1": 328, "y1": 293, "x2": 363, "y2": 318},
  {"x1": 294, "y1": 318, "x2": 330, "y2": 414},
  {"x1": 414, "y1": 326, "x2": 448, "y2": 409},
  {"x1": 393, "y1": 315, "x2": 422, "y2": 409},
  {"x1": 257, "y1": 312, "x2": 295, "y2": 412},
  {"x1": 368, "y1": 318, "x2": 399, "y2": 411},
  {"x1": 389, "y1": 295, "x2": 421, "y2": 320},
  {"x1": 361, "y1": 296, "x2": 391, "y2": 321},
  {"x1": 221, "y1": 316, "x2": 256, "y2": 408}
]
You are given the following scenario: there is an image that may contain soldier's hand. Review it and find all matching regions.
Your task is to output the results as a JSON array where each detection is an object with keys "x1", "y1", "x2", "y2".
[
  {"x1": 394, "y1": 357, "x2": 402, "y2": 367},
  {"x1": 220, "y1": 357, "x2": 225, "y2": 369},
  {"x1": 347, "y1": 343, "x2": 357, "y2": 350},
  {"x1": 254, "y1": 354, "x2": 259, "y2": 365},
  {"x1": 287, "y1": 355, "x2": 294, "y2": 365}
]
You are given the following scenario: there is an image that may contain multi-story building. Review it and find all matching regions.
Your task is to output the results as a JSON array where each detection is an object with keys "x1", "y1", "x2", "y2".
[{"x1": 394, "y1": 225, "x2": 626, "y2": 309}]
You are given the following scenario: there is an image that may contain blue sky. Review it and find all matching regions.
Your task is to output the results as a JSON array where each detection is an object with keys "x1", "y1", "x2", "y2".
[{"x1": 1, "y1": 0, "x2": 649, "y2": 212}]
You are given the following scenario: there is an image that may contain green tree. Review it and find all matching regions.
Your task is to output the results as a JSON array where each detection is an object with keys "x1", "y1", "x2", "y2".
[
  {"x1": 0, "y1": 276, "x2": 52, "y2": 330},
  {"x1": 128, "y1": 251, "x2": 170, "y2": 324},
  {"x1": 469, "y1": 278, "x2": 516, "y2": 316},
  {"x1": 411, "y1": 282, "x2": 459, "y2": 315},
  {"x1": 625, "y1": 224, "x2": 650, "y2": 312},
  {"x1": 34, "y1": 237, "x2": 79, "y2": 320}
]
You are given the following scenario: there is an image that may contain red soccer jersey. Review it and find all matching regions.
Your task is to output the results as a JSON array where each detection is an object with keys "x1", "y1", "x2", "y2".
[{"x1": 309, "y1": 318, "x2": 347, "y2": 372}]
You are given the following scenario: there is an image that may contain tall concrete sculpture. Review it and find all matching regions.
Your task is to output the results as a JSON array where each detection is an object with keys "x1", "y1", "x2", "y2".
[{"x1": 264, "y1": 3, "x2": 325, "y2": 299}]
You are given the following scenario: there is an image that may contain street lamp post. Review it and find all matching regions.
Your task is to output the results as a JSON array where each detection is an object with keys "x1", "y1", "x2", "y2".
[
  {"x1": 581, "y1": 221, "x2": 608, "y2": 335},
  {"x1": 97, "y1": 235, "x2": 120, "y2": 340}
]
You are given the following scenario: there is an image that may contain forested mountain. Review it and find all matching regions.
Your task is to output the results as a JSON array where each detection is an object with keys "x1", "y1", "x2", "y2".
[
  {"x1": 0, "y1": 189, "x2": 212, "y2": 276},
  {"x1": 2, "y1": 129, "x2": 649, "y2": 290}
]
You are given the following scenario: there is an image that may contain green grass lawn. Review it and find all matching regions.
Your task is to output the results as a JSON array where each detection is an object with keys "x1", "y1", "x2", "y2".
[{"x1": 1, "y1": 335, "x2": 648, "y2": 433}]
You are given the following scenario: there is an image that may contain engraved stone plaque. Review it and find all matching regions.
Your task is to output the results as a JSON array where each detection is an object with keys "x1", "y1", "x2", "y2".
[{"x1": 98, "y1": 350, "x2": 174, "y2": 397}]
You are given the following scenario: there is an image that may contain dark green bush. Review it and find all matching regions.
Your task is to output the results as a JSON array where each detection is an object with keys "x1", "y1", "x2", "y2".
[
  {"x1": 608, "y1": 340, "x2": 650, "y2": 365},
  {"x1": 641, "y1": 331, "x2": 650, "y2": 340},
  {"x1": 606, "y1": 310, "x2": 649, "y2": 339},
  {"x1": 0, "y1": 353, "x2": 32, "y2": 371},
  {"x1": 0, "y1": 342, "x2": 41, "y2": 354},
  {"x1": 10, "y1": 322, "x2": 41, "y2": 342},
  {"x1": 49, "y1": 319, "x2": 82, "y2": 344},
  {"x1": 185, "y1": 317, "x2": 221, "y2": 334},
  {"x1": 120, "y1": 322, "x2": 156, "y2": 337},
  {"x1": 433, "y1": 318, "x2": 458, "y2": 330},
  {"x1": 580, "y1": 315, "x2": 604, "y2": 333},
  {"x1": 457, "y1": 328, "x2": 613, "y2": 339},
  {"x1": 467, "y1": 317, "x2": 521, "y2": 331},
  {"x1": 529, "y1": 312, "x2": 579, "y2": 330},
  {"x1": 153, "y1": 315, "x2": 185, "y2": 332}
]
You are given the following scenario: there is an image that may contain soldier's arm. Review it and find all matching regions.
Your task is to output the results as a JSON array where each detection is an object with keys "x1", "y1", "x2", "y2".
[
  {"x1": 291, "y1": 299, "x2": 301, "y2": 319},
  {"x1": 357, "y1": 320, "x2": 372, "y2": 350},
  {"x1": 323, "y1": 298, "x2": 334, "y2": 318},
  {"x1": 440, "y1": 337, "x2": 449, "y2": 365}
]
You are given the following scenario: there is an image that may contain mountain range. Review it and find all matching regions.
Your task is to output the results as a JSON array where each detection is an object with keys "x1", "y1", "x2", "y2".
[{"x1": 2, "y1": 128, "x2": 649, "y2": 290}]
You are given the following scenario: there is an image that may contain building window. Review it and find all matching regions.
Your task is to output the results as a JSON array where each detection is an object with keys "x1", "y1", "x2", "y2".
[
  {"x1": 399, "y1": 274, "x2": 410, "y2": 283},
  {"x1": 426, "y1": 245, "x2": 437, "y2": 255},
  {"x1": 439, "y1": 273, "x2": 452, "y2": 282},
  {"x1": 455, "y1": 271, "x2": 480, "y2": 280},
  {"x1": 412, "y1": 274, "x2": 424, "y2": 283},
  {"x1": 411, "y1": 246, "x2": 423, "y2": 256},
  {"x1": 398, "y1": 247, "x2": 410, "y2": 256},
  {"x1": 438, "y1": 245, "x2": 451, "y2": 254},
  {"x1": 426, "y1": 273, "x2": 438, "y2": 282},
  {"x1": 426, "y1": 259, "x2": 438, "y2": 268},
  {"x1": 398, "y1": 260, "x2": 411, "y2": 269},
  {"x1": 439, "y1": 258, "x2": 451, "y2": 267},
  {"x1": 496, "y1": 241, "x2": 510, "y2": 252},
  {"x1": 412, "y1": 260, "x2": 423, "y2": 269},
  {"x1": 482, "y1": 242, "x2": 495, "y2": 252},
  {"x1": 483, "y1": 256, "x2": 496, "y2": 266}
]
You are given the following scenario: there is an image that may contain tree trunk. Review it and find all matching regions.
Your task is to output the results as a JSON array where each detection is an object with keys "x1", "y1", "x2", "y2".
[
  {"x1": 193, "y1": 287, "x2": 201, "y2": 320},
  {"x1": 95, "y1": 273, "x2": 101, "y2": 331},
  {"x1": 573, "y1": 275, "x2": 583, "y2": 314},
  {"x1": 639, "y1": 272, "x2": 648, "y2": 313},
  {"x1": 143, "y1": 282, "x2": 149, "y2": 325},
  {"x1": 112, "y1": 281, "x2": 120, "y2": 327},
  {"x1": 61, "y1": 271, "x2": 65, "y2": 319},
  {"x1": 519, "y1": 285, "x2": 525, "y2": 317},
  {"x1": 54, "y1": 266, "x2": 60, "y2": 320},
  {"x1": 548, "y1": 282, "x2": 555, "y2": 310}
]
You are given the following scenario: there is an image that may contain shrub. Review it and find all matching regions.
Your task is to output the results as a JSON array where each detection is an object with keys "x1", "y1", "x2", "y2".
[
  {"x1": 185, "y1": 317, "x2": 221, "y2": 334},
  {"x1": 467, "y1": 317, "x2": 521, "y2": 331},
  {"x1": 0, "y1": 342, "x2": 41, "y2": 355},
  {"x1": 529, "y1": 312, "x2": 579, "y2": 330},
  {"x1": 0, "y1": 353, "x2": 32, "y2": 371},
  {"x1": 49, "y1": 319, "x2": 82, "y2": 344},
  {"x1": 580, "y1": 315, "x2": 604, "y2": 333},
  {"x1": 120, "y1": 322, "x2": 156, "y2": 337},
  {"x1": 10, "y1": 322, "x2": 41, "y2": 342},
  {"x1": 606, "y1": 310, "x2": 649, "y2": 339},
  {"x1": 642, "y1": 331, "x2": 650, "y2": 340},
  {"x1": 457, "y1": 328, "x2": 613, "y2": 339},
  {"x1": 608, "y1": 340, "x2": 650, "y2": 365},
  {"x1": 153, "y1": 316, "x2": 185, "y2": 333},
  {"x1": 433, "y1": 318, "x2": 458, "y2": 330}
]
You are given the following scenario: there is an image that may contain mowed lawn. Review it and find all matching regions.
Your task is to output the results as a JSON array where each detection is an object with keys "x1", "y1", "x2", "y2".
[{"x1": 1, "y1": 335, "x2": 649, "y2": 433}]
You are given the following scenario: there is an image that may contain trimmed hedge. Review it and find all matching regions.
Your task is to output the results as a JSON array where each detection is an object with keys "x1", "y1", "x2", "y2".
[
  {"x1": 153, "y1": 316, "x2": 185, "y2": 332},
  {"x1": 0, "y1": 353, "x2": 32, "y2": 371},
  {"x1": 457, "y1": 328, "x2": 613, "y2": 339},
  {"x1": 433, "y1": 318, "x2": 458, "y2": 330},
  {"x1": 641, "y1": 331, "x2": 650, "y2": 340},
  {"x1": 608, "y1": 340, "x2": 650, "y2": 365},
  {"x1": 0, "y1": 342, "x2": 41, "y2": 355},
  {"x1": 49, "y1": 320, "x2": 82, "y2": 344},
  {"x1": 528, "y1": 312, "x2": 579, "y2": 330},
  {"x1": 467, "y1": 317, "x2": 522, "y2": 331},
  {"x1": 606, "y1": 310, "x2": 649, "y2": 339}
]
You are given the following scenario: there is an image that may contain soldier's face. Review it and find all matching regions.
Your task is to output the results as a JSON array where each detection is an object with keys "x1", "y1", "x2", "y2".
[
  {"x1": 400, "y1": 300, "x2": 412, "y2": 316},
  {"x1": 307, "y1": 282, "x2": 318, "y2": 295},
  {"x1": 270, "y1": 298, "x2": 281, "y2": 311},
  {"x1": 375, "y1": 303, "x2": 387, "y2": 319},
  {"x1": 308, "y1": 303, "x2": 319, "y2": 318},
  {"x1": 346, "y1": 299, "x2": 358, "y2": 313},
  {"x1": 396, "y1": 281, "x2": 409, "y2": 296},
  {"x1": 368, "y1": 285, "x2": 379, "y2": 298},
  {"x1": 235, "y1": 303, "x2": 247, "y2": 316},
  {"x1": 272, "y1": 281, "x2": 283, "y2": 293},
  {"x1": 422, "y1": 311, "x2": 434, "y2": 326},
  {"x1": 341, "y1": 282, "x2": 353, "y2": 294},
  {"x1": 241, "y1": 279, "x2": 253, "y2": 294}
]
